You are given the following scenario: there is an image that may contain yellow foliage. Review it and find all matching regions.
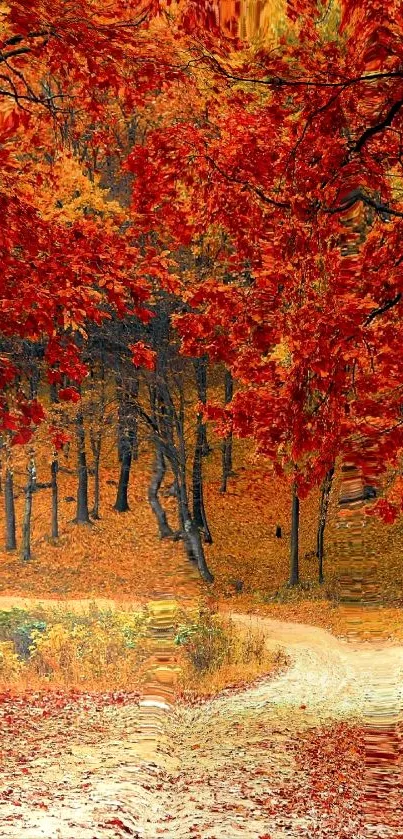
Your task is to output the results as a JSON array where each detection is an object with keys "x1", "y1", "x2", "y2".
[
  {"x1": 32, "y1": 153, "x2": 126, "y2": 226},
  {"x1": 0, "y1": 641, "x2": 23, "y2": 679},
  {"x1": 29, "y1": 612, "x2": 148, "y2": 685}
]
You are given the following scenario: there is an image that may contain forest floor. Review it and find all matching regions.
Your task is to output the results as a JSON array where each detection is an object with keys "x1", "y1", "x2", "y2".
[
  {"x1": 1, "y1": 436, "x2": 403, "y2": 640},
  {"x1": 2, "y1": 613, "x2": 402, "y2": 839},
  {"x1": 1, "y1": 436, "x2": 403, "y2": 835}
]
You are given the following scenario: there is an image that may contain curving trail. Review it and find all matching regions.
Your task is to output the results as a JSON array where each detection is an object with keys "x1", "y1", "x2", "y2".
[{"x1": 0, "y1": 610, "x2": 402, "y2": 838}]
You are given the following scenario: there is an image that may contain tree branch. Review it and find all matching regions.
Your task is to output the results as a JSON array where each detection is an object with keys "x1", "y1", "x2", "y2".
[
  {"x1": 353, "y1": 98, "x2": 403, "y2": 153},
  {"x1": 365, "y1": 293, "x2": 402, "y2": 325},
  {"x1": 324, "y1": 191, "x2": 403, "y2": 219},
  {"x1": 205, "y1": 154, "x2": 290, "y2": 209}
]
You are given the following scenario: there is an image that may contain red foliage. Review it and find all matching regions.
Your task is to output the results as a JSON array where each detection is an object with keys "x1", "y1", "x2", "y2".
[{"x1": 130, "y1": 341, "x2": 156, "y2": 371}]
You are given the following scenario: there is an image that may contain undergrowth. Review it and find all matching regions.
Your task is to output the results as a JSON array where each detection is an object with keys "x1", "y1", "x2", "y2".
[
  {"x1": 175, "y1": 606, "x2": 286, "y2": 697},
  {"x1": 0, "y1": 603, "x2": 286, "y2": 696}
]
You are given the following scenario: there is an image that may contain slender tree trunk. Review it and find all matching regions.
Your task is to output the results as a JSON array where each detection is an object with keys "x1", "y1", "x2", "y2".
[
  {"x1": 116, "y1": 374, "x2": 139, "y2": 464},
  {"x1": 156, "y1": 361, "x2": 214, "y2": 583},
  {"x1": 92, "y1": 447, "x2": 101, "y2": 519},
  {"x1": 175, "y1": 457, "x2": 214, "y2": 583},
  {"x1": 114, "y1": 428, "x2": 134, "y2": 512},
  {"x1": 90, "y1": 430, "x2": 101, "y2": 519},
  {"x1": 148, "y1": 445, "x2": 173, "y2": 538},
  {"x1": 4, "y1": 455, "x2": 16, "y2": 551},
  {"x1": 49, "y1": 382, "x2": 59, "y2": 404},
  {"x1": 289, "y1": 482, "x2": 300, "y2": 586},
  {"x1": 117, "y1": 376, "x2": 125, "y2": 464},
  {"x1": 194, "y1": 357, "x2": 211, "y2": 456},
  {"x1": 220, "y1": 369, "x2": 234, "y2": 493},
  {"x1": 21, "y1": 453, "x2": 36, "y2": 562},
  {"x1": 192, "y1": 359, "x2": 212, "y2": 542},
  {"x1": 29, "y1": 368, "x2": 40, "y2": 400},
  {"x1": 317, "y1": 466, "x2": 335, "y2": 584},
  {"x1": 90, "y1": 355, "x2": 106, "y2": 520},
  {"x1": 179, "y1": 488, "x2": 214, "y2": 582},
  {"x1": 192, "y1": 410, "x2": 213, "y2": 543},
  {"x1": 51, "y1": 456, "x2": 59, "y2": 539},
  {"x1": 75, "y1": 408, "x2": 90, "y2": 524}
]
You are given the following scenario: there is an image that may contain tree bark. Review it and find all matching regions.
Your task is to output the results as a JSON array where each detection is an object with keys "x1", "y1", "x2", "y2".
[
  {"x1": 90, "y1": 430, "x2": 101, "y2": 519},
  {"x1": 4, "y1": 458, "x2": 16, "y2": 551},
  {"x1": 289, "y1": 482, "x2": 300, "y2": 586},
  {"x1": 51, "y1": 456, "x2": 59, "y2": 540},
  {"x1": 21, "y1": 453, "x2": 35, "y2": 562},
  {"x1": 49, "y1": 382, "x2": 59, "y2": 404},
  {"x1": 178, "y1": 481, "x2": 214, "y2": 582},
  {"x1": 75, "y1": 408, "x2": 90, "y2": 524},
  {"x1": 148, "y1": 445, "x2": 173, "y2": 538},
  {"x1": 194, "y1": 357, "x2": 211, "y2": 456},
  {"x1": 317, "y1": 466, "x2": 335, "y2": 584},
  {"x1": 192, "y1": 409, "x2": 213, "y2": 543},
  {"x1": 114, "y1": 428, "x2": 135, "y2": 512},
  {"x1": 114, "y1": 374, "x2": 139, "y2": 512},
  {"x1": 192, "y1": 359, "x2": 212, "y2": 542},
  {"x1": 220, "y1": 369, "x2": 234, "y2": 493},
  {"x1": 117, "y1": 374, "x2": 139, "y2": 464}
]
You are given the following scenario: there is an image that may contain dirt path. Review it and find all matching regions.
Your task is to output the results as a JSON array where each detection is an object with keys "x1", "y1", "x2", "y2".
[{"x1": 0, "y1": 610, "x2": 402, "y2": 837}]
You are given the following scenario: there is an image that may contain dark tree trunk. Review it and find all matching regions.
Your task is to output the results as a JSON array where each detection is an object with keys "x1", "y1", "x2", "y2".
[
  {"x1": 317, "y1": 466, "x2": 335, "y2": 584},
  {"x1": 90, "y1": 430, "x2": 101, "y2": 520},
  {"x1": 29, "y1": 368, "x2": 40, "y2": 400},
  {"x1": 49, "y1": 382, "x2": 59, "y2": 404},
  {"x1": 194, "y1": 357, "x2": 211, "y2": 456},
  {"x1": 89, "y1": 355, "x2": 106, "y2": 520},
  {"x1": 289, "y1": 482, "x2": 300, "y2": 587},
  {"x1": 117, "y1": 374, "x2": 139, "y2": 464},
  {"x1": 175, "y1": 458, "x2": 214, "y2": 582},
  {"x1": 114, "y1": 373, "x2": 139, "y2": 512},
  {"x1": 117, "y1": 376, "x2": 125, "y2": 464},
  {"x1": 192, "y1": 410, "x2": 213, "y2": 543},
  {"x1": 180, "y1": 493, "x2": 214, "y2": 582},
  {"x1": 21, "y1": 454, "x2": 35, "y2": 562},
  {"x1": 75, "y1": 408, "x2": 90, "y2": 524},
  {"x1": 114, "y1": 428, "x2": 135, "y2": 512},
  {"x1": 4, "y1": 463, "x2": 16, "y2": 551},
  {"x1": 51, "y1": 456, "x2": 59, "y2": 539},
  {"x1": 220, "y1": 369, "x2": 234, "y2": 493},
  {"x1": 92, "y1": 449, "x2": 101, "y2": 519},
  {"x1": 192, "y1": 359, "x2": 212, "y2": 543},
  {"x1": 148, "y1": 445, "x2": 173, "y2": 538}
]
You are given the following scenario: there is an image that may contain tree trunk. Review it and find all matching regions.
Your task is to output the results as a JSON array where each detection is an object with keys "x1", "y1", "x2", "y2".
[
  {"x1": 49, "y1": 382, "x2": 59, "y2": 404},
  {"x1": 29, "y1": 368, "x2": 40, "y2": 400},
  {"x1": 289, "y1": 482, "x2": 300, "y2": 586},
  {"x1": 90, "y1": 430, "x2": 101, "y2": 519},
  {"x1": 92, "y1": 449, "x2": 101, "y2": 519},
  {"x1": 192, "y1": 410, "x2": 213, "y2": 543},
  {"x1": 176, "y1": 469, "x2": 214, "y2": 582},
  {"x1": 114, "y1": 428, "x2": 135, "y2": 512},
  {"x1": 148, "y1": 445, "x2": 173, "y2": 538},
  {"x1": 51, "y1": 456, "x2": 59, "y2": 540},
  {"x1": 21, "y1": 454, "x2": 36, "y2": 561},
  {"x1": 194, "y1": 357, "x2": 211, "y2": 456},
  {"x1": 220, "y1": 369, "x2": 234, "y2": 493},
  {"x1": 317, "y1": 466, "x2": 335, "y2": 584},
  {"x1": 117, "y1": 374, "x2": 139, "y2": 464},
  {"x1": 4, "y1": 461, "x2": 16, "y2": 551},
  {"x1": 75, "y1": 408, "x2": 90, "y2": 524}
]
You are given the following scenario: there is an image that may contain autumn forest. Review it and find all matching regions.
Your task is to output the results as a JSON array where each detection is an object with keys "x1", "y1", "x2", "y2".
[{"x1": 0, "y1": 1, "x2": 402, "y2": 837}]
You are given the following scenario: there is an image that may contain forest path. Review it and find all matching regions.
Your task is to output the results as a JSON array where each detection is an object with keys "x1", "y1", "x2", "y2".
[{"x1": 1, "y1": 606, "x2": 402, "y2": 837}]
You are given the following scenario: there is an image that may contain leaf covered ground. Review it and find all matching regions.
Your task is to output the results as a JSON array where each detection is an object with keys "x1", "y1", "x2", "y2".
[{"x1": 1, "y1": 436, "x2": 403, "y2": 638}]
